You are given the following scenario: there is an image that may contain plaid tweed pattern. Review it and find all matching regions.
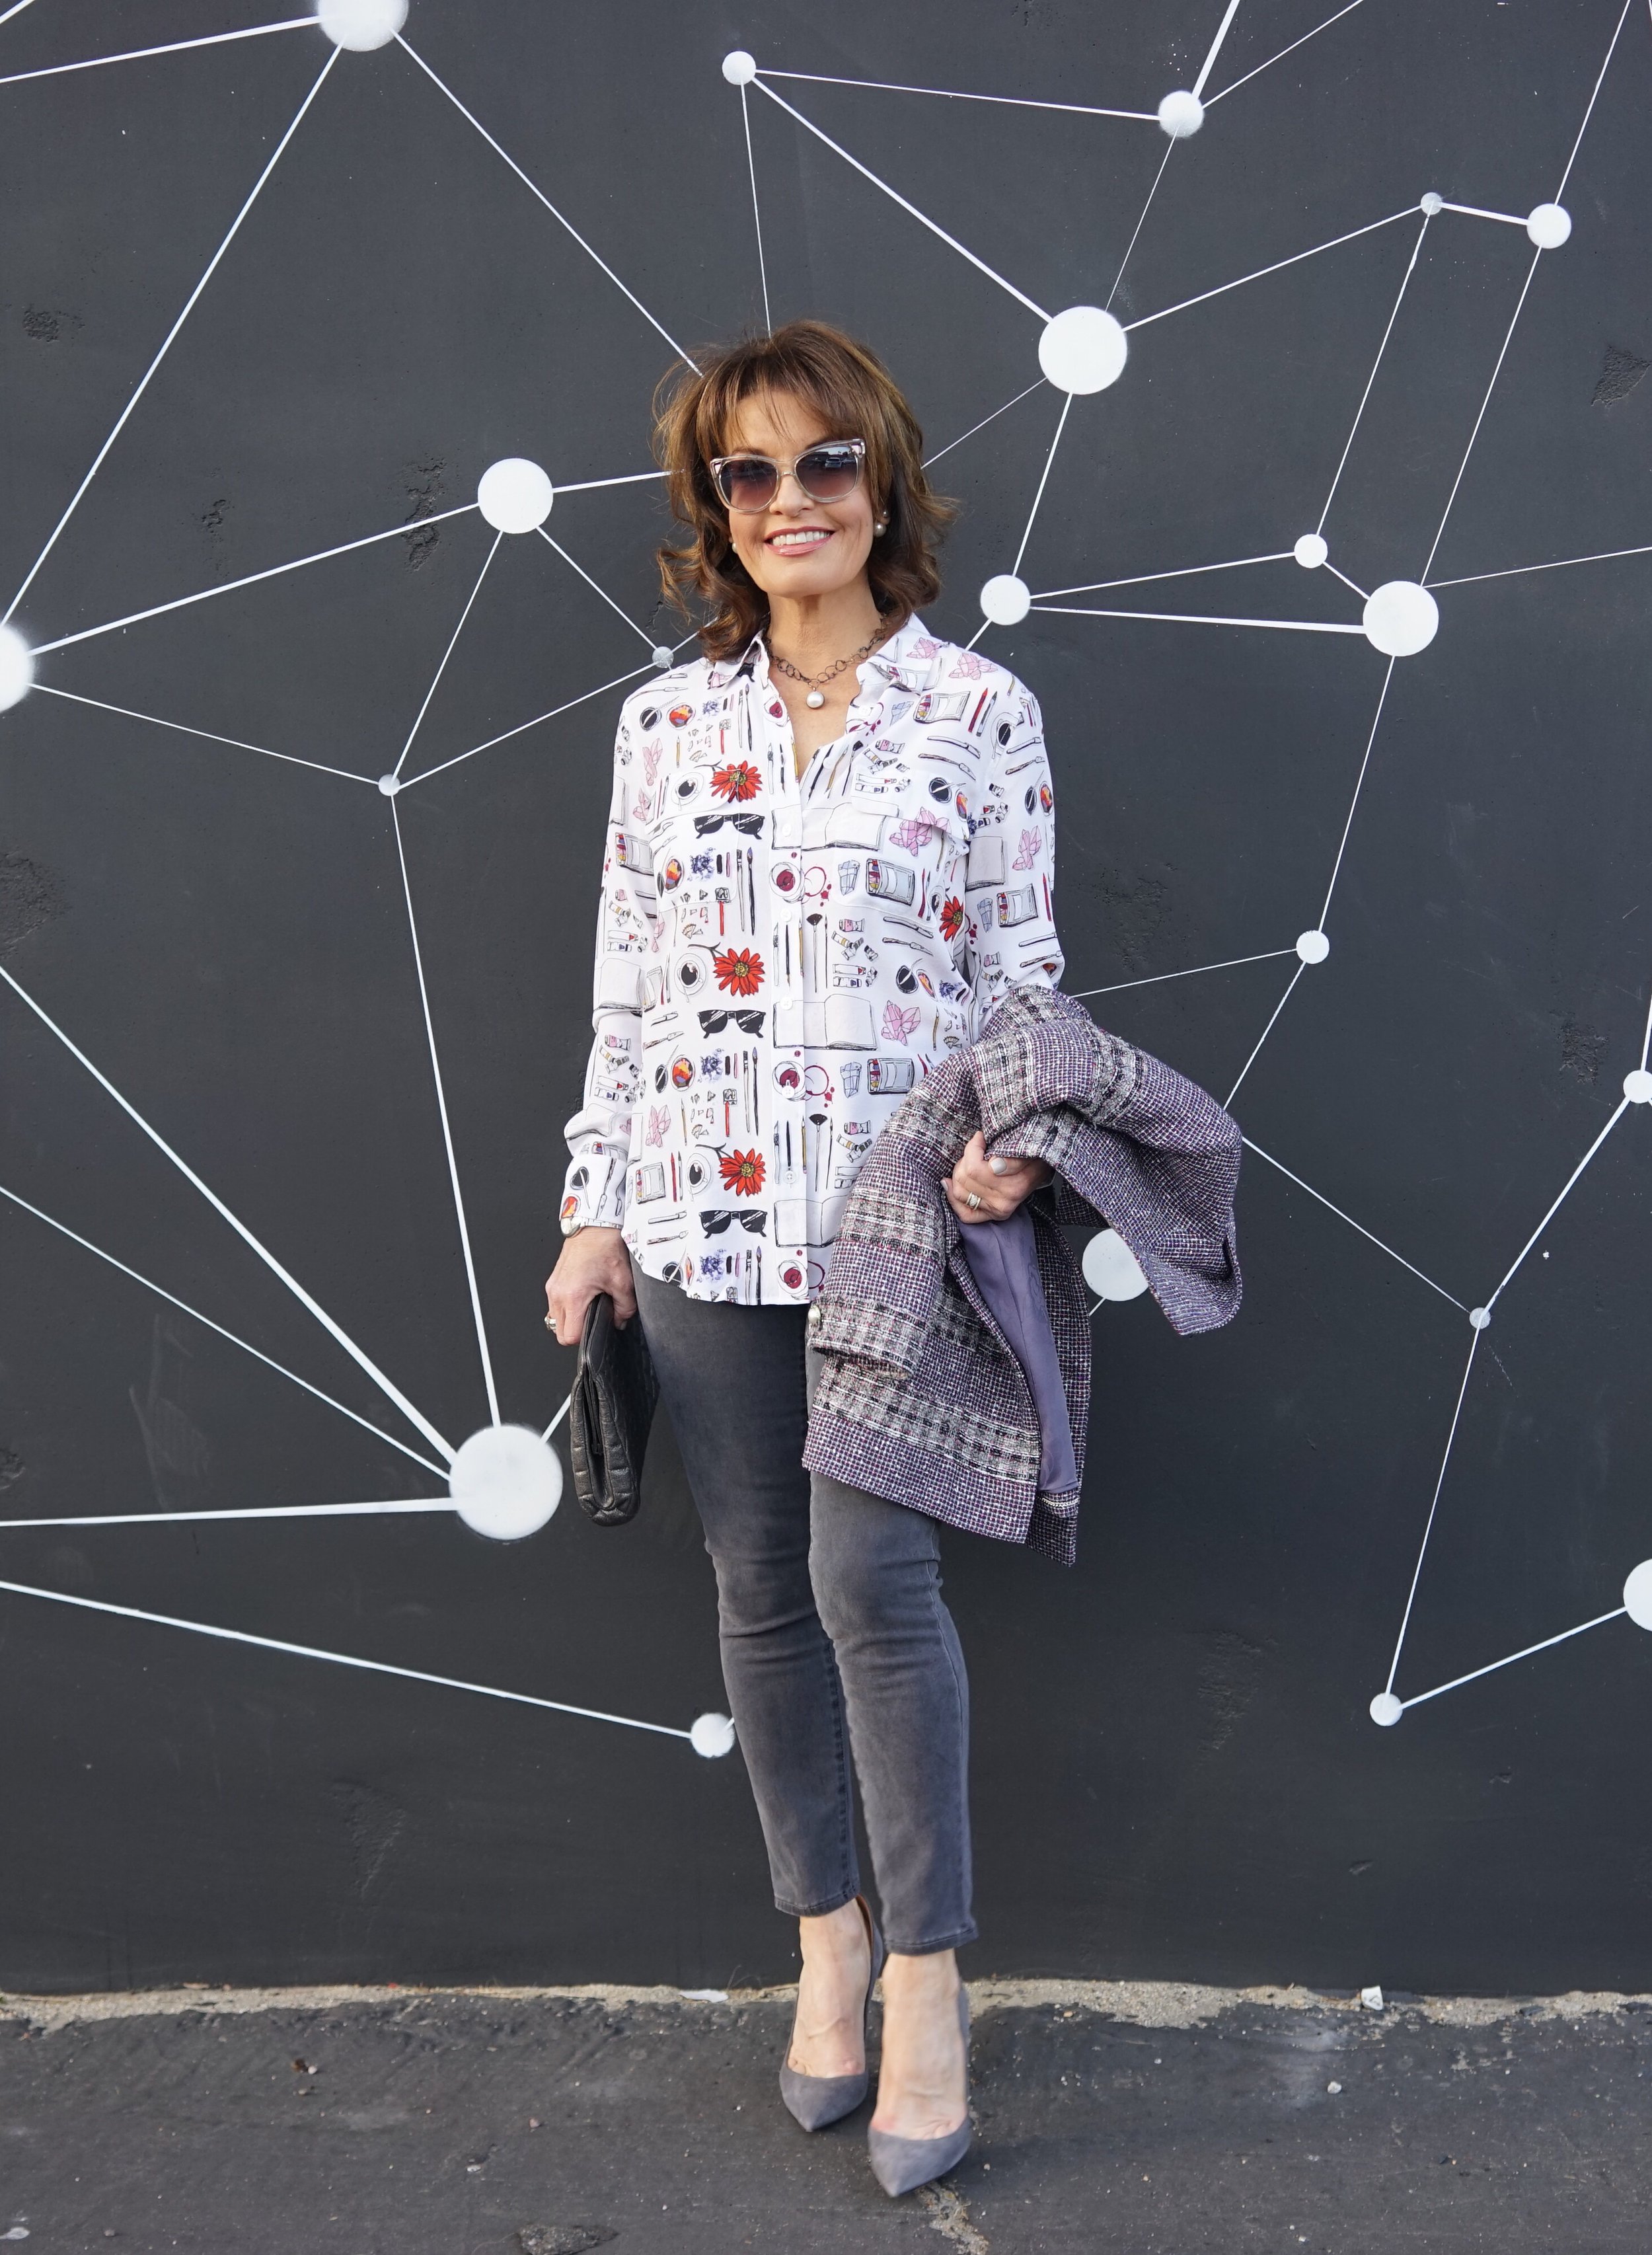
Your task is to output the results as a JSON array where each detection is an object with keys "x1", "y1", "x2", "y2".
[{"x1": 804, "y1": 985, "x2": 1242, "y2": 1564}]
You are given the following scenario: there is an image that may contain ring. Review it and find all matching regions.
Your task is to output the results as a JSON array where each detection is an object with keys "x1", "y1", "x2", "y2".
[
  {"x1": 965, "y1": 1192, "x2": 982, "y2": 1210},
  {"x1": 543, "y1": 1315, "x2": 558, "y2": 1334}
]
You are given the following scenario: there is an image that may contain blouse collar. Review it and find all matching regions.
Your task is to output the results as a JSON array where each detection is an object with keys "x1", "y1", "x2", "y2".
[{"x1": 720, "y1": 611, "x2": 935, "y2": 694}]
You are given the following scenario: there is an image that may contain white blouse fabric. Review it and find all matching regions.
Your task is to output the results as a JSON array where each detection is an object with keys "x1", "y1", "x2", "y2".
[{"x1": 560, "y1": 615, "x2": 1065, "y2": 1304}]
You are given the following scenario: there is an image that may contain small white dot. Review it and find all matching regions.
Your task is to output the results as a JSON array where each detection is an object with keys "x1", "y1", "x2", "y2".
[
  {"x1": 1326, "y1": 2080, "x2": 1343, "y2": 2094},
  {"x1": 1369, "y1": 1693, "x2": 1403, "y2": 1728},
  {"x1": 1470, "y1": 1307, "x2": 1491, "y2": 1330},
  {"x1": 690, "y1": 1711, "x2": 737, "y2": 1758},
  {"x1": 317, "y1": 0, "x2": 406, "y2": 50},
  {"x1": 1156, "y1": 89, "x2": 1205, "y2": 137},
  {"x1": 1082, "y1": 1227, "x2": 1150, "y2": 1301},
  {"x1": 651, "y1": 644, "x2": 675, "y2": 668},
  {"x1": 449, "y1": 1424, "x2": 562, "y2": 1541},
  {"x1": 477, "y1": 457, "x2": 554, "y2": 533},
  {"x1": 377, "y1": 773, "x2": 400, "y2": 796},
  {"x1": 979, "y1": 574, "x2": 1031, "y2": 626},
  {"x1": 1363, "y1": 580, "x2": 1439, "y2": 658},
  {"x1": 1623, "y1": 1561, "x2": 1652, "y2": 1630},
  {"x1": 0, "y1": 623, "x2": 34, "y2": 711},
  {"x1": 1622, "y1": 1067, "x2": 1652, "y2": 1104},
  {"x1": 1293, "y1": 533, "x2": 1328, "y2": 570},
  {"x1": 1296, "y1": 929, "x2": 1330, "y2": 965},
  {"x1": 1037, "y1": 305, "x2": 1128, "y2": 394},
  {"x1": 1419, "y1": 191, "x2": 1445, "y2": 216},
  {"x1": 1526, "y1": 202, "x2": 1571, "y2": 248},
  {"x1": 721, "y1": 49, "x2": 757, "y2": 85}
]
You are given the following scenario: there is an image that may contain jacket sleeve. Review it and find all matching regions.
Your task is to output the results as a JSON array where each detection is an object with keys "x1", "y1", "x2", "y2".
[
  {"x1": 961, "y1": 682, "x2": 1065, "y2": 1039},
  {"x1": 559, "y1": 708, "x2": 658, "y2": 1231}
]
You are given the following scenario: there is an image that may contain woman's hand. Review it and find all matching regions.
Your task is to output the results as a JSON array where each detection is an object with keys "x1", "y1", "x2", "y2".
[
  {"x1": 544, "y1": 1225, "x2": 637, "y2": 1345},
  {"x1": 942, "y1": 1131, "x2": 1051, "y2": 1225}
]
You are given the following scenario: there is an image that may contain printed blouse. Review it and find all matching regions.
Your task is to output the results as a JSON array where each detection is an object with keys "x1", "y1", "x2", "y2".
[{"x1": 560, "y1": 614, "x2": 1065, "y2": 1304}]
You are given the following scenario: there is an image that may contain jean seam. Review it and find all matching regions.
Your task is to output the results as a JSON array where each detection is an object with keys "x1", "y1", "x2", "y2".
[
  {"x1": 806, "y1": 1322, "x2": 860, "y2": 1908},
  {"x1": 924, "y1": 1555, "x2": 973, "y2": 1946}
]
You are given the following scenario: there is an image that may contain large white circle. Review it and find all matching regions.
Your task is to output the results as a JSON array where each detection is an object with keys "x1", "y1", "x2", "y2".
[
  {"x1": 1362, "y1": 580, "x2": 1439, "y2": 657},
  {"x1": 0, "y1": 624, "x2": 34, "y2": 711},
  {"x1": 318, "y1": 0, "x2": 407, "y2": 50},
  {"x1": 1293, "y1": 533, "x2": 1328, "y2": 570},
  {"x1": 1622, "y1": 1068, "x2": 1652, "y2": 1104},
  {"x1": 449, "y1": 1424, "x2": 562, "y2": 1541},
  {"x1": 1038, "y1": 305, "x2": 1128, "y2": 395},
  {"x1": 1369, "y1": 1692, "x2": 1403, "y2": 1727},
  {"x1": 650, "y1": 644, "x2": 675, "y2": 668},
  {"x1": 690, "y1": 1711, "x2": 737, "y2": 1758},
  {"x1": 979, "y1": 574, "x2": 1031, "y2": 626},
  {"x1": 721, "y1": 49, "x2": 757, "y2": 85},
  {"x1": 1526, "y1": 202, "x2": 1571, "y2": 249},
  {"x1": 1419, "y1": 192, "x2": 1444, "y2": 217},
  {"x1": 1157, "y1": 89, "x2": 1205, "y2": 137},
  {"x1": 1082, "y1": 1227, "x2": 1149, "y2": 1301},
  {"x1": 1296, "y1": 929, "x2": 1330, "y2": 965},
  {"x1": 477, "y1": 457, "x2": 554, "y2": 533},
  {"x1": 1624, "y1": 1562, "x2": 1652, "y2": 1630}
]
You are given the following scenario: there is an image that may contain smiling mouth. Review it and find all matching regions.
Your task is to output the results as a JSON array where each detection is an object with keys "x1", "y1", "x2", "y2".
[{"x1": 766, "y1": 527, "x2": 835, "y2": 552}]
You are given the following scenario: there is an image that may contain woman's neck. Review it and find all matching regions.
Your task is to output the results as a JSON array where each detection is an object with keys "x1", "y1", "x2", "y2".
[{"x1": 765, "y1": 580, "x2": 883, "y2": 672}]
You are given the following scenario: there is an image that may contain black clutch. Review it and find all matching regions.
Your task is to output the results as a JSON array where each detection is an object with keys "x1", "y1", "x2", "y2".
[{"x1": 568, "y1": 1291, "x2": 659, "y2": 1525}]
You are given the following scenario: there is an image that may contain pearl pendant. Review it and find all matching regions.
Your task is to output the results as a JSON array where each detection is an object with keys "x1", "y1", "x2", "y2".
[{"x1": 806, "y1": 689, "x2": 825, "y2": 708}]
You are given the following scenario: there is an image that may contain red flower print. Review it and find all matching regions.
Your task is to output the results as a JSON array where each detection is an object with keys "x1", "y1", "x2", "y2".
[
  {"x1": 714, "y1": 946, "x2": 765, "y2": 996},
  {"x1": 711, "y1": 761, "x2": 762, "y2": 803},
  {"x1": 720, "y1": 1148, "x2": 766, "y2": 1196},
  {"x1": 939, "y1": 895, "x2": 964, "y2": 942}
]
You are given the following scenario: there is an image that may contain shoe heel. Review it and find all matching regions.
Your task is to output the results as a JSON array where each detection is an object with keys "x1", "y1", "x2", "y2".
[
  {"x1": 865, "y1": 1983, "x2": 972, "y2": 2198},
  {"x1": 778, "y1": 1895, "x2": 883, "y2": 2133}
]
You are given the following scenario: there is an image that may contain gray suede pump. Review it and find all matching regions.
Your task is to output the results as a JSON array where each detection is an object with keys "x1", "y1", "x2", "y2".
[
  {"x1": 778, "y1": 1895, "x2": 886, "y2": 2132},
  {"x1": 866, "y1": 1985, "x2": 971, "y2": 2198}
]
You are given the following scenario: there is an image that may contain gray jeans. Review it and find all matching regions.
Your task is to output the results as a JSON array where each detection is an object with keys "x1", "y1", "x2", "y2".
[{"x1": 632, "y1": 1264, "x2": 975, "y2": 1954}]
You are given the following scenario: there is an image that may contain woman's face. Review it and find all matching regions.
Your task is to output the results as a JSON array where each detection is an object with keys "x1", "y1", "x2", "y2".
[{"x1": 718, "y1": 389, "x2": 878, "y2": 605}]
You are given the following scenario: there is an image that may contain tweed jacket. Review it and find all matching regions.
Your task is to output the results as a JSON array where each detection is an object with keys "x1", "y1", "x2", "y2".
[{"x1": 803, "y1": 985, "x2": 1242, "y2": 1564}]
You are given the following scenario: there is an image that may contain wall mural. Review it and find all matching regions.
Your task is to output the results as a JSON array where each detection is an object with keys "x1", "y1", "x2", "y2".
[{"x1": 2, "y1": 0, "x2": 1651, "y2": 1982}]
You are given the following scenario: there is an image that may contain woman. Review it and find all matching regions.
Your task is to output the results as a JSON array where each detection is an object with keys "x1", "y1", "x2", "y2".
[{"x1": 546, "y1": 320, "x2": 1065, "y2": 2196}]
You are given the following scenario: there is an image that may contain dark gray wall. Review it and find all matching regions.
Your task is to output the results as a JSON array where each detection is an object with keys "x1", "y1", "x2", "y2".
[{"x1": 3, "y1": 0, "x2": 1651, "y2": 1995}]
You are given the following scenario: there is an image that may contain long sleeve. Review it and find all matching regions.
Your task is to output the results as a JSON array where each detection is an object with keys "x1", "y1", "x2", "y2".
[
  {"x1": 961, "y1": 683, "x2": 1064, "y2": 1037},
  {"x1": 559, "y1": 707, "x2": 658, "y2": 1232}
]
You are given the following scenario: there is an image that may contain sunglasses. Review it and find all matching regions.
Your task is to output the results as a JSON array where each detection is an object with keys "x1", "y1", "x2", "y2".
[
  {"x1": 695, "y1": 811, "x2": 764, "y2": 838},
  {"x1": 698, "y1": 1008, "x2": 766, "y2": 1035},
  {"x1": 708, "y1": 438, "x2": 867, "y2": 514},
  {"x1": 699, "y1": 1208, "x2": 768, "y2": 1236}
]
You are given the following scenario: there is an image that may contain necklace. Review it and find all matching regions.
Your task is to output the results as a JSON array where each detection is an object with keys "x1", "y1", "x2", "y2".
[{"x1": 769, "y1": 621, "x2": 891, "y2": 708}]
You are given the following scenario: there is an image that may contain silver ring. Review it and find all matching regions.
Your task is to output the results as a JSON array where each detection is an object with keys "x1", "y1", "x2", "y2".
[{"x1": 965, "y1": 1192, "x2": 982, "y2": 1210}]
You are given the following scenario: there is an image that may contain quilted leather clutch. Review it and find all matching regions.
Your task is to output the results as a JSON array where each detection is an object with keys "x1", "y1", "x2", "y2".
[{"x1": 568, "y1": 1291, "x2": 659, "y2": 1525}]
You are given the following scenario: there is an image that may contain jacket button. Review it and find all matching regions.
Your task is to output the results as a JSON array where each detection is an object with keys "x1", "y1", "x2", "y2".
[{"x1": 806, "y1": 1304, "x2": 822, "y2": 1328}]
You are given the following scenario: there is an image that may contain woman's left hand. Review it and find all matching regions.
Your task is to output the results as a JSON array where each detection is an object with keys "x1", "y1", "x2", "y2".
[{"x1": 944, "y1": 1131, "x2": 1051, "y2": 1225}]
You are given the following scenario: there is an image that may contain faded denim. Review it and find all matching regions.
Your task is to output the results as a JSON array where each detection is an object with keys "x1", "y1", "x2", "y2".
[{"x1": 632, "y1": 1264, "x2": 975, "y2": 1955}]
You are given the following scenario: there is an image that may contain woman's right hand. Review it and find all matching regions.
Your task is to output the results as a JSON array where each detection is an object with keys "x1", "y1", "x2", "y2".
[{"x1": 544, "y1": 1226, "x2": 637, "y2": 1346}]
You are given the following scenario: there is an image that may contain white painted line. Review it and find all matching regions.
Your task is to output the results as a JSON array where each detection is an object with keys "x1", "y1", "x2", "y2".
[
  {"x1": 0, "y1": 1579, "x2": 696, "y2": 1742},
  {"x1": 1384, "y1": 1328, "x2": 1482, "y2": 1694},
  {"x1": 393, "y1": 529, "x2": 502, "y2": 779},
  {"x1": 739, "y1": 83, "x2": 772, "y2": 332},
  {"x1": 1011, "y1": 391, "x2": 1072, "y2": 576},
  {"x1": 537, "y1": 527, "x2": 657, "y2": 647},
  {"x1": 1070, "y1": 948, "x2": 1297, "y2": 999},
  {"x1": 34, "y1": 684, "x2": 374, "y2": 785},
  {"x1": 1318, "y1": 211, "x2": 1432, "y2": 533},
  {"x1": 1034, "y1": 553, "x2": 1293, "y2": 601},
  {"x1": 923, "y1": 379, "x2": 1047, "y2": 467},
  {"x1": 1203, "y1": 0, "x2": 1369, "y2": 105},
  {"x1": 1033, "y1": 603, "x2": 1365, "y2": 634},
  {"x1": 0, "y1": 19, "x2": 314, "y2": 88},
  {"x1": 757, "y1": 67, "x2": 1154, "y2": 122},
  {"x1": 1487, "y1": 1100, "x2": 1630, "y2": 1308},
  {"x1": 1400, "y1": 1608, "x2": 1626, "y2": 1712},
  {"x1": 0, "y1": 962, "x2": 456, "y2": 1463},
  {"x1": 401, "y1": 657, "x2": 657, "y2": 788},
  {"x1": 1427, "y1": 541, "x2": 1652, "y2": 590},
  {"x1": 0, "y1": 1500, "x2": 453, "y2": 1529},
  {"x1": 1108, "y1": 136, "x2": 1176, "y2": 311},
  {"x1": 1419, "y1": 249, "x2": 1543, "y2": 580},
  {"x1": 1317, "y1": 658, "x2": 1396, "y2": 927},
  {"x1": 1225, "y1": 960, "x2": 1305, "y2": 1106},
  {"x1": 1241, "y1": 1137, "x2": 1467, "y2": 1309},
  {"x1": 1191, "y1": 0, "x2": 1246, "y2": 99},
  {"x1": 1123, "y1": 208, "x2": 1415, "y2": 333}
]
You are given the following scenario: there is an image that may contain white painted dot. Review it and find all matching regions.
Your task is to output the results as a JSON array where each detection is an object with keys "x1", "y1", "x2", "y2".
[
  {"x1": 651, "y1": 644, "x2": 675, "y2": 668},
  {"x1": 1622, "y1": 1068, "x2": 1652, "y2": 1104},
  {"x1": 1082, "y1": 1227, "x2": 1150, "y2": 1302},
  {"x1": 1362, "y1": 580, "x2": 1439, "y2": 657},
  {"x1": 1369, "y1": 1693, "x2": 1403, "y2": 1727},
  {"x1": 477, "y1": 457, "x2": 554, "y2": 533},
  {"x1": 979, "y1": 574, "x2": 1031, "y2": 626},
  {"x1": 1296, "y1": 929, "x2": 1330, "y2": 964},
  {"x1": 690, "y1": 1711, "x2": 737, "y2": 1758},
  {"x1": 317, "y1": 0, "x2": 407, "y2": 50},
  {"x1": 1470, "y1": 1307, "x2": 1491, "y2": 1330},
  {"x1": 1326, "y1": 2080, "x2": 1343, "y2": 2094},
  {"x1": 0, "y1": 623, "x2": 34, "y2": 711},
  {"x1": 1419, "y1": 192, "x2": 1444, "y2": 217},
  {"x1": 1156, "y1": 89, "x2": 1205, "y2": 137},
  {"x1": 1293, "y1": 533, "x2": 1328, "y2": 570},
  {"x1": 377, "y1": 773, "x2": 400, "y2": 796},
  {"x1": 449, "y1": 1424, "x2": 562, "y2": 1541},
  {"x1": 722, "y1": 50, "x2": 757, "y2": 85},
  {"x1": 1526, "y1": 202, "x2": 1571, "y2": 248},
  {"x1": 1623, "y1": 1561, "x2": 1652, "y2": 1630},
  {"x1": 1037, "y1": 305, "x2": 1128, "y2": 395}
]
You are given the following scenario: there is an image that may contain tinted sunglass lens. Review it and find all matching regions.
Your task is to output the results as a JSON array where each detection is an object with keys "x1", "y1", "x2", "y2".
[
  {"x1": 798, "y1": 447, "x2": 861, "y2": 500},
  {"x1": 719, "y1": 459, "x2": 778, "y2": 510}
]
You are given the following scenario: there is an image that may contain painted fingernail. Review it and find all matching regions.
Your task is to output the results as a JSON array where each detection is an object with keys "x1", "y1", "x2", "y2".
[{"x1": 990, "y1": 1158, "x2": 1009, "y2": 1174}]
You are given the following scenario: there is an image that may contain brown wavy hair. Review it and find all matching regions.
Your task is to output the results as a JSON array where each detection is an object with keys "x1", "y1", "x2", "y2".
[{"x1": 654, "y1": 321, "x2": 955, "y2": 661}]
